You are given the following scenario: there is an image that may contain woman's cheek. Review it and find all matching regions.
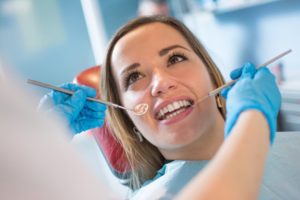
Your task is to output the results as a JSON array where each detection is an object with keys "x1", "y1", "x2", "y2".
[{"x1": 122, "y1": 91, "x2": 148, "y2": 110}]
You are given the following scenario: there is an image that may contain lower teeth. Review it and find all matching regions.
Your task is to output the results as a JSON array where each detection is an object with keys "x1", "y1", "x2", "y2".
[{"x1": 163, "y1": 108, "x2": 186, "y2": 120}]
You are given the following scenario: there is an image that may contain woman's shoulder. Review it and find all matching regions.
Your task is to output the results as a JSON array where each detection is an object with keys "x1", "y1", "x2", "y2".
[{"x1": 129, "y1": 160, "x2": 209, "y2": 200}]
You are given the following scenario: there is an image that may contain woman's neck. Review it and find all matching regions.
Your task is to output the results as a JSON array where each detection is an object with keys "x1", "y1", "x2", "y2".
[{"x1": 162, "y1": 112, "x2": 225, "y2": 161}]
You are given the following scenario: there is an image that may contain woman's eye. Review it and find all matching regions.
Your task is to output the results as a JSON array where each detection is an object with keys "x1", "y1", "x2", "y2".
[
  {"x1": 168, "y1": 54, "x2": 186, "y2": 66},
  {"x1": 124, "y1": 71, "x2": 143, "y2": 88}
]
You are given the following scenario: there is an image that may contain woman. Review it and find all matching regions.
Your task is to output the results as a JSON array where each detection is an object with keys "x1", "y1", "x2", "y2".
[{"x1": 40, "y1": 15, "x2": 281, "y2": 199}]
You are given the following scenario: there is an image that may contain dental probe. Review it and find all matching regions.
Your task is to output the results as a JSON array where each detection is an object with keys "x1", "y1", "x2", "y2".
[{"x1": 195, "y1": 49, "x2": 292, "y2": 104}]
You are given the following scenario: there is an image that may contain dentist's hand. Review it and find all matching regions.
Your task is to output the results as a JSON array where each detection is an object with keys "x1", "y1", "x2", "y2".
[
  {"x1": 38, "y1": 83, "x2": 107, "y2": 134},
  {"x1": 221, "y1": 63, "x2": 281, "y2": 144}
]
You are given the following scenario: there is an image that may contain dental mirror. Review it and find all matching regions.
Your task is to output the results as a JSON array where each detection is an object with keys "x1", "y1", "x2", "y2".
[{"x1": 27, "y1": 79, "x2": 148, "y2": 115}]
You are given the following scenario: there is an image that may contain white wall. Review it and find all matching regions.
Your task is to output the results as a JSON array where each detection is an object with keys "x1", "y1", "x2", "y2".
[{"x1": 181, "y1": 0, "x2": 300, "y2": 81}]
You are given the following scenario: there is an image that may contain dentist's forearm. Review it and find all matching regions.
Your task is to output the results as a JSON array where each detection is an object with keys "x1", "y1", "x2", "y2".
[{"x1": 175, "y1": 110, "x2": 269, "y2": 200}]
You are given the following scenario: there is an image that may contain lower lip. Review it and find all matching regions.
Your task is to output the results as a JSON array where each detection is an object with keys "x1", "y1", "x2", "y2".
[{"x1": 159, "y1": 106, "x2": 194, "y2": 125}]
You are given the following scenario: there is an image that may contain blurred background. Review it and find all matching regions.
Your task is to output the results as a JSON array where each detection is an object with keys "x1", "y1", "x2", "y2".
[{"x1": 1, "y1": 0, "x2": 300, "y2": 130}]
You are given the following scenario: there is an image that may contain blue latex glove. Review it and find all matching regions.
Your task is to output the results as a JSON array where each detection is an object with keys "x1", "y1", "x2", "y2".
[
  {"x1": 38, "y1": 83, "x2": 107, "y2": 134},
  {"x1": 221, "y1": 63, "x2": 281, "y2": 144}
]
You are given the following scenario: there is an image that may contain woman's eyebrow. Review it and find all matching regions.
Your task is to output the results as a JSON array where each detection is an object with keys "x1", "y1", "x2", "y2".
[
  {"x1": 159, "y1": 44, "x2": 190, "y2": 56},
  {"x1": 120, "y1": 45, "x2": 188, "y2": 76},
  {"x1": 121, "y1": 63, "x2": 140, "y2": 76}
]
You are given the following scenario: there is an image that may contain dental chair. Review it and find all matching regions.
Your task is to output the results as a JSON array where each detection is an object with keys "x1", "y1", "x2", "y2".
[{"x1": 72, "y1": 66, "x2": 131, "y2": 188}]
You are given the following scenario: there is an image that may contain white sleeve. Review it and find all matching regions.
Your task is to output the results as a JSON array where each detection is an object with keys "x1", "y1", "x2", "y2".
[{"x1": 0, "y1": 75, "x2": 123, "y2": 200}]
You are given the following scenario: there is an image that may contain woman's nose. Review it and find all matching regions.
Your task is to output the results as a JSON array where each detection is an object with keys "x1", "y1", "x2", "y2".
[{"x1": 151, "y1": 71, "x2": 177, "y2": 97}]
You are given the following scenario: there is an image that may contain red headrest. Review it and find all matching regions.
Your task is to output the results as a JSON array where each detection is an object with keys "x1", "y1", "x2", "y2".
[{"x1": 74, "y1": 66, "x2": 130, "y2": 178}]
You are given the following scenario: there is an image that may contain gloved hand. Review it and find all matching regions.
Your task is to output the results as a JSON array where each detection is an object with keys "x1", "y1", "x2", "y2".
[
  {"x1": 221, "y1": 63, "x2": 281, "y2": 144},
  {"x1": 38, "y1": 83, "x2": 107, "y2": 134}
]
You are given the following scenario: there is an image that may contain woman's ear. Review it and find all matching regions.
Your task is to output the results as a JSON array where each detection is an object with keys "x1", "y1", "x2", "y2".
[{"x1": 216, "y1": 94, "x2": 223, "y2": 108}]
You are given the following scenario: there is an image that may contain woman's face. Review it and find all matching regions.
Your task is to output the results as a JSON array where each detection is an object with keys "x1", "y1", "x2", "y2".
[{"x1": 111, "y1": 23, "x2": 223, "y2": 157}]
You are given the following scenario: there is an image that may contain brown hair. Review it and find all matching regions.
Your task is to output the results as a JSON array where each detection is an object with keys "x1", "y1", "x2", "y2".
[{"x1": 101, "y1": 15, "x2": 226, "y2": 190}]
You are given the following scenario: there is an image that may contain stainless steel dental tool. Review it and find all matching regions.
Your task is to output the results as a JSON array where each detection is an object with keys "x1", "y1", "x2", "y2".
[
  {"x1": 27, "y1": 79, "x2": 148, "y2": 115},
  {"x1": 194, "y1": 49, "x2": 292, "y2": 105},
  {"x1": 28, "y1": 49, "x2": 291, "y2": 116}
]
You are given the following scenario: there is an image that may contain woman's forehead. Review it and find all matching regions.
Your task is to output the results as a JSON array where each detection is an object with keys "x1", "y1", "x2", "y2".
[{"x1": 111, "y1": 23, "x2": 189, "y2": 64}]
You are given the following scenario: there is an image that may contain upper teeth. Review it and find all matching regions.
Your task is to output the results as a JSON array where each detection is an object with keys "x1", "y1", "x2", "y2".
[{"x1": 157, "y1": 100, "x2": 192, "y2": 119}]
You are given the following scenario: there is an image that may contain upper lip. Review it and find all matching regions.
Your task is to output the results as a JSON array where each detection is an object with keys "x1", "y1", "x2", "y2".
[{"x1": 153, "y1": 96, "x2": 195, "y2": 119}]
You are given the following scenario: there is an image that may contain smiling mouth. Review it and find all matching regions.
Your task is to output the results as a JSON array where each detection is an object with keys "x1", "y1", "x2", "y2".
[{"x1": 155, "y1": 99, "x2": 194, "y2": 121}]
